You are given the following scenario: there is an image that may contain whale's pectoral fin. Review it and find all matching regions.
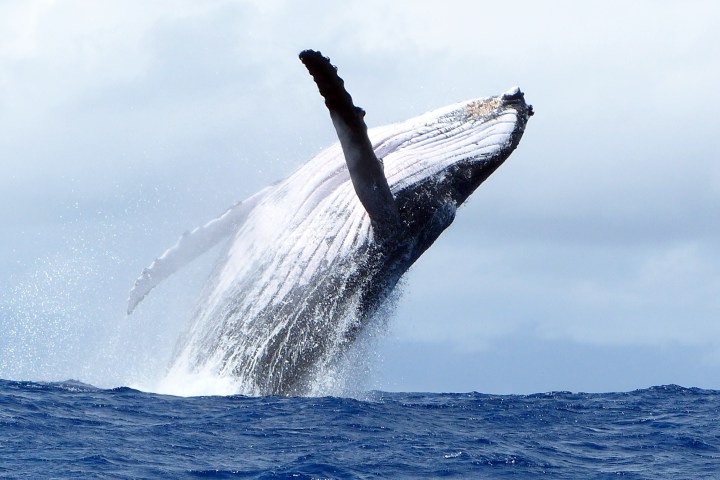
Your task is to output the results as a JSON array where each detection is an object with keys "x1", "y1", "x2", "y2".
[
  {"x1": 126, "y1": 187, "x2": 268, "y2": 315},
  {"x1": 300, "y1": 49, "x2": 401, "y2": 238}
]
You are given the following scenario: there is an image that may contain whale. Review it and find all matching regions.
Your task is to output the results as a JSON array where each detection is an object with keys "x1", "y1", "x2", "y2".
[{"x1": 128, "y1": 50, "x2": 533, "y2": 396}]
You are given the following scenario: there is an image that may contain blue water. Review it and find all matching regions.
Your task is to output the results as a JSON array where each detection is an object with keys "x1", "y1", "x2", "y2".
[{"x1": 1, "y1": 381, "x2": 718, "y2": 479}]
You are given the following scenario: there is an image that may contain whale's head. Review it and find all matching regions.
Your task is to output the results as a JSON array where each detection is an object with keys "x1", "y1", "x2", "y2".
[{"x1": 372, "y1": 87, "x2": 532, "y2": 207}]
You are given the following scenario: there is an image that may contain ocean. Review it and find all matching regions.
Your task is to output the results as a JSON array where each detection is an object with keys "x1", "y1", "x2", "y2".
[{"x1": 1, "y1": 380, "x2": 718, "y2": 479}]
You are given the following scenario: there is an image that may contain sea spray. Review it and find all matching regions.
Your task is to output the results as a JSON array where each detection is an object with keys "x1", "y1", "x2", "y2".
[{"x1": 0, "y1": 209, "x2": 208, "y2": 391}]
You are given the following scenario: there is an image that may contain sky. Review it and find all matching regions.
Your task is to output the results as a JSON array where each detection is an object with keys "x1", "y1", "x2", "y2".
[{"x1": 1, "y1": 0, "x2": 718, "y2": 394}]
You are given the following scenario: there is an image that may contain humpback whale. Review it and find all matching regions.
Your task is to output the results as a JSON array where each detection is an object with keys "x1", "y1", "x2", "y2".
[{"x1": 128, "y1": 50, "x2": 532, "y2": 396}]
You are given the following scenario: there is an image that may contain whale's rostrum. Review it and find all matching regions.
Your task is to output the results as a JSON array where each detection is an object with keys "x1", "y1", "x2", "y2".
[{"x1": 128, "y1": 50, "x2": 532, "y2": 396}]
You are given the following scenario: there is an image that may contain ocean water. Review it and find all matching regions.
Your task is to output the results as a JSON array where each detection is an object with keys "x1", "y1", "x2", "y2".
[{"x1": 1, "y1": 381, "x2": 718, "y2": 479}]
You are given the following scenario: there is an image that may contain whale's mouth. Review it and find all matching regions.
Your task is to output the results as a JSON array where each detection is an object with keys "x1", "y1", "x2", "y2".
[{"x1": 501, "y1": 86, "x2": 534, "y2": 116}]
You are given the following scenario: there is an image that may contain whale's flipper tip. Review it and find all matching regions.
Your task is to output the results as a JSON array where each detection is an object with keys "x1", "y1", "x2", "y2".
[{"x1": 299, "y1": 49, "x2": 325, "y2": 61}]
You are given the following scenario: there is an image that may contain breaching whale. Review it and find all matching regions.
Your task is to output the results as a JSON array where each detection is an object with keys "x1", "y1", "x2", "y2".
[{"x1": 128, "y1": 50, "x2": 533, "y2": 396}]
